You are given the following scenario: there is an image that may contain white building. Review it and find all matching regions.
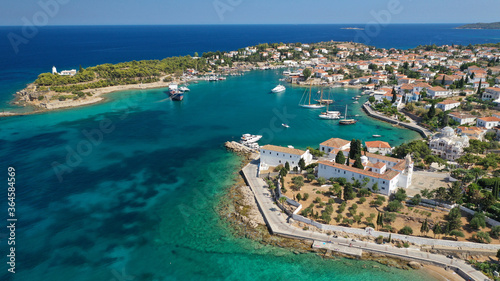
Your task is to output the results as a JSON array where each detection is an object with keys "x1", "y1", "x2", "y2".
[
  {"x1": 436, "y1": 100, "x2": 460, "y2": 111},
  {"x1": 317, "y1": 153, "x2": 413, "y2": 196},
  {"x1": 429, "y1": 127, "x2": 469, "y2": 161},
  {"x1": 483, "y1": 87, "x2": 500, "y2": 102},
  {"x1": 320, "y1": 138, "x2": 351, "y2": 156},
  {"x1": 60, "y1": 69, "x2": 77, "y2": 76},
  {"x1": 476, "y1": 117, "x2": 500, "y2": 129},
  {"x1": 427, "y1": 86, "x2": 451, "y2": 99},
  {"x1": 365, "y1": 141, "x2": 392, "y2": 155},
  {"x1": 259, "y1": 145, "x2": 313, "y2": 171},
  {"x1": 448, "y1": 112, "x2": 476, "y2": 125}
]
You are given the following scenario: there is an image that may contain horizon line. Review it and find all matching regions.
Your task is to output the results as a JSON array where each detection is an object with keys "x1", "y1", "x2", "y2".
[{"x1": 0, "y1": 23, "x2": 470, "y2": 27}]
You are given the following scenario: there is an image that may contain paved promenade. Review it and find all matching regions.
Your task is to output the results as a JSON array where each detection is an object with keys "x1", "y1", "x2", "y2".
[
  {"x1": 362, "y1": 102, "x2": 432, "y2": 138},
  {"x1": 242, "y1": 159, "x2": 489, "y2": 281}
]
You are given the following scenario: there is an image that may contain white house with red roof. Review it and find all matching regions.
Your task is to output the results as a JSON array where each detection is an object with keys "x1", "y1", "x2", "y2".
[
  {"x1": 317, "y1": 149, "x2": 413, "y2": 195},
  {"x1": 365, "y1": 141, "x2": 393, "y2": 155},
  {"x1": 436, "y1": 100, "x2": 460, "y2": 111},
  {"x1": 477, "y1": 117, "x2": 500, "y2": 129},
  {"x1": 259, "y1": 145, "x2": 313, "y2": 171},
  {"x1": 427, "y1": 86, "x2": 451, "y2": 99},
  {"x1": 448, "y1": 112, "x2": 476, "y2": 125}
]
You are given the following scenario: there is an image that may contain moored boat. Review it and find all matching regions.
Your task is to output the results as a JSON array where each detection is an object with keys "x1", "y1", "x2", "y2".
[{"x1": 339, "y1": 105, "x2": 357, "y2": 125}]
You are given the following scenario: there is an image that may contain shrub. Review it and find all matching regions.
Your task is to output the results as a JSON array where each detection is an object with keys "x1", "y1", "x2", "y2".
[
  {"x1": 387, "y1": 200, "x2": 404, "y2": 212},
  {"x1": 403, "y1": 242, "x2": 410, "y2": 248},
  {"x1": 303, "y1": 193, "x2": 310, "y2": 201},
  {"x1": 473, "y1": 231, "x2": 492, "y2": 244},
  {"x1": 399, "y1": 226, "x2": 413, "y2": 235},
  {"x1": 375, "y1": 235, "x2": 384, "y2": 244},
  {"x1": 359, "y1": 197, "x2": 366, "y2": 204}
]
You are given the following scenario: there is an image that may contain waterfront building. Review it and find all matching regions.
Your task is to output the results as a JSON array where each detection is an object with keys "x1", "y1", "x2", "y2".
[
  {"x1": 365, "y1": 141, "x2": 392, "y2": 155},
  {"x1": 259, "y1": 145, "x2": 313, "y2": 171},
  {"x1": 318, "y1": 152, "x2": 413, "y2": 196},
  {"x1": 319, "y1": 138, "x2": 351, "y2": 155},
  {"x1": 429, "y1": 127, "x2": 469, "y2": 161}
]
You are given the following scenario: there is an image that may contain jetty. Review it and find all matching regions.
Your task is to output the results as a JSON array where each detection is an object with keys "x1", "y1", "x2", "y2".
[
  {"x1": 241, "y1": 158, "x2": 489, "y2": 281},
  {"x1": 362, "y1": 102, "x2": 432, "y2": 138}
]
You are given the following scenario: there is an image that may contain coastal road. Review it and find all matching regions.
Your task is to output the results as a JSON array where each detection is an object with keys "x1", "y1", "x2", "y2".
[{"x1": 242, "y1": 159, "x2": 489, "y2": 281}]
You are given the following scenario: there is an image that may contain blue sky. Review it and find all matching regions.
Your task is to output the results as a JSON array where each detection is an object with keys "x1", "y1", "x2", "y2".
[{"x1": 1, "y1": 0, "x2": 499, "y2": 25}]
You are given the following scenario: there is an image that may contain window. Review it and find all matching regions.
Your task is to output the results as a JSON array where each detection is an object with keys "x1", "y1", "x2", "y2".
[
  {"x1": 290, "y1": 155, "x2": 292, "y2": 158},
  {"x1": 344, "y1": 171, "x2": 346, "y2": 174},
  {"x1": 279, "y1": 160, "x2": 281, "y2": 163}
]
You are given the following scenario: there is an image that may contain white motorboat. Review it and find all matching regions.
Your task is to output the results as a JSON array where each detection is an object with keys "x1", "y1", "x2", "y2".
[
  {"x1": 282, "y1": 123, "x2": 290, "y2": 128},
  {"x1": 179, "y1": 86, "x2": 190, "y2": 92},
  {"x1": 373, "y1": 135, "x2": 382, "y2": 138},
  {"x1": 272, "y1": 84, "x2": 286, "y2": 93},
  {"x1": 240, "y1": 134, "x2": 262, "y2": 143}
]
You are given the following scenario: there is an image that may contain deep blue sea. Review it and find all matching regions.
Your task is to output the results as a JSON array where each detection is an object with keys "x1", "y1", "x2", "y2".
[{"x1": 0, "y1": 24, "x2": 499, "y2": 281}]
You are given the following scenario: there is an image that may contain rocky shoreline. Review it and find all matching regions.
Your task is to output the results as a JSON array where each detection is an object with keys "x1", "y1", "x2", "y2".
[{"x1": 218, "y1": 151, "x2": 430, "y2": 272}]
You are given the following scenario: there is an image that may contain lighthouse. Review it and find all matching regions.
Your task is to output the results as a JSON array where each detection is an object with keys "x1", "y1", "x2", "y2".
[{"x1": 52, "y1": 66, "x2": 57, "y2": 75}]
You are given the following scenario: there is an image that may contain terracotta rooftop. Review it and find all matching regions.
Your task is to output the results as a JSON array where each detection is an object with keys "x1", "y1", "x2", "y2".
[
  {"x1": 319, "y1": 161, "x2": 400, "y2": 181},
  {"x1": 260, "y1": 145, "x2": 306, "y2": 156},
  {"x1": 320, "y1": 138, "x2": 350, "y2": 149},
  {"x1": 478, "y1": 117, "x2": 500, "y2": 122},
  {"x1": 365, "y1": 141, "x2": 391, "y2": 149}
]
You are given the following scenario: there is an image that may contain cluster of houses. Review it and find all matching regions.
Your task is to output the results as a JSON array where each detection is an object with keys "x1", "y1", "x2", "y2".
[{"x1": 259, "y1": 138, "x2": 412, "y2": 196}]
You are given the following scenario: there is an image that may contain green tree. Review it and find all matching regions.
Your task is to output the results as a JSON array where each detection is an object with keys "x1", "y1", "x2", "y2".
[
  {"x1": 448, "y1": 181, "x2": 463, "y2": 204},
  {"x1": 394, "y1": 188, "x2": 407, "y2": 202},
  {"x1": 391, "y1": 87, "x2": 397, "y2": 103},
  {"x1": 446, "y1": 207, "x2": 462, "y2": 231},
  {"x1": 491, "y1": 226, "x2": 500, "y2": 239},
  {"x1": 298, "y1": 158, "x2": 306, "y2": 170},
  {"x1": 368, "y1": 96, "x2": 375, "y2": 103},
  {"x1": 432, "y1": 223, "x2": 442, "y2": 238},
  {"x1": 420, "y1": 218, "x2": 429, "y2": 235},
  {"x1": 317, "y1": 177, "x2": 326, "y2": 186},
  {"x1": 296, "y1": 193, "x2": 302, "y2": 201},
  {"x1": 285, "y1": 161, "x2": 290, "y2": 172},
  {"x1": 343, "y1": 184, "x2": 355, "y2": 201},
  {"x1": 302, "y1": 68, "x2": 312, "y2": 80},
  {"x1": 353, "y1": 155, "x2": 364, "y2": 169},
  {"x1": 473, "y1": 231, "x2": 491, "y2": 244},
  {"x1": 303, "y1": 193, "x2": 310, "y2": 201},
  {"x1": 399, "y1": 226, "x2": 413, "y2": 235},
  {"x1": 335, "y1": 152, "x2": 346, "y2": 165},
  {"x1": 376, "y1": 212, "x2": 383, "y2": 230},
  {"x1": 449, "y1": 230, "x2": 465, "y2": 241},
  {"x1": 306, "y1": 174, "x2": 315, "y2": 182},
  {"x1": 427, "y1": 103, "x2": 436, "y2": 119},
  {"x1": 411, "y1": 194, "x2": 422, "y2": 205},
  {"x1": 387, "y1": 200, "x2": 403, "y2": 212}
]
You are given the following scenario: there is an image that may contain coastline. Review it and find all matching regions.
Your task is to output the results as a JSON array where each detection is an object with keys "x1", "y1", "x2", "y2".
[{"x1": 220, "y1": 153, "x2": 459, "y2": 280}]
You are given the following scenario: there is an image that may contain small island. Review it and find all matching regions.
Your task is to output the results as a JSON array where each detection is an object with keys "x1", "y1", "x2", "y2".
[{"x1": 456, "y1": 22, "x2": 500, "y2": 30}]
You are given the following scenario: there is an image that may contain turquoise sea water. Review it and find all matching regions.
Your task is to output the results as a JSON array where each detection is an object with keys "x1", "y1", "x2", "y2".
[{"x1": 0, "y1": 69, "x2": 431, "y2": 280}]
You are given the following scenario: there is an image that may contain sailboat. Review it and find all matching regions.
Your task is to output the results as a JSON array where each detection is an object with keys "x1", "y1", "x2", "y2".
[
  {"x1": 319, "y1": 90, "x2": 340, "y2": 119},
  {"x1": 299, "y1": 83, "x2": 325, "y2": 109},
  {"x1": 339, "y1": 105, "x2": 357, "y2": 125},
  {"x1": 315, "y1": 88, "x2": 334, "y2": 104}
]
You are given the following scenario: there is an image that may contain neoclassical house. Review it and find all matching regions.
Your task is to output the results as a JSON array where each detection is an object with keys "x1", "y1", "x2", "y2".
[
  {"x1": 259, "y1": 145, "x2": 313, "y2": 171},
  {"x1": 429, "y1": 127, "x2": 469, "y2": 161}
]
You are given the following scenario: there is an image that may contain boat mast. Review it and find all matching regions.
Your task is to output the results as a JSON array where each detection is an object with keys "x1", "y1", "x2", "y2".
[
  {"x1": 345, "y1": 105, "x2": 348, "y2": 120},
  {"x1": 308, "y1": 83, "x2": 312, "y2": 105}
]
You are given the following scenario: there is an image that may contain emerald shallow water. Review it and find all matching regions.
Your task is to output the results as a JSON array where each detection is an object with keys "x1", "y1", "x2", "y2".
[{"x1": 0, "y1": 70, "x2": 431, "y2": 280}]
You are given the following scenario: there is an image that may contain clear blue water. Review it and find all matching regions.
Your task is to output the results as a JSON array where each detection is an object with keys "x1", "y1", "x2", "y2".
[{"x1": 0, "y1": 24, "x2": 498, "y2": 280}]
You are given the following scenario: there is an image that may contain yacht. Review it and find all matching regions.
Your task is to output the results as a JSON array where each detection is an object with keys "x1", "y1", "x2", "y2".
[
  {"x1": 179, "y1": 86, "x2": 190, "y2": 92},
  {"x1": 240, "y1": 134, "x2": 262, "y2": 143},
  {"x1": 272, "y1": 84, "x2": 286, "y2": 93},
  {"x1": 299, "y1": 83, "x2": 325, "y2": 109}
]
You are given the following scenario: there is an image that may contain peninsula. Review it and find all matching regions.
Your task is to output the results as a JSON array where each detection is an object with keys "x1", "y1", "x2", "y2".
[{"x1": 456, "y1": 22, "x2": 500, "y2": 30}]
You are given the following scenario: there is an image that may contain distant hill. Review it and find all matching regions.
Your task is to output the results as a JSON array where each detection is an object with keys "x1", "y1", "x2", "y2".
[{"x1": 456, "y1": 22, "x2": 500, "y2": 30}]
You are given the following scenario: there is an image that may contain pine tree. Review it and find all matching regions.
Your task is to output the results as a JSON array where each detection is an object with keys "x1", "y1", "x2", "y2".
[{"x1": 432, "y1": 223, "x2": 442, "y2": 238}]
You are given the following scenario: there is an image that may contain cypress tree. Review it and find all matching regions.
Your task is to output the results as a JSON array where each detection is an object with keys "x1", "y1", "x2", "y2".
[
  {"x1": 391, "y1": 87, "x2": 397, "y2": 103},
  {"x1": 349, "y1": 139, "x2": 358, "y2": 160},
  {"x1": 353, "y1": 155, "x2": 364, "y2": 169},
  {"x1": 441, "y1": 75, "x2": 446, "y2": 85},
  {"x1": 476, "y1": 79, "x2": 482, "y2": 96},
  {"x1": 427, "y1": 103, "x2": 436, "y2": 119},
  {"x1": 493, "y1": 179, "x2": 499, "y2": 200},
  {"x1": 335, "y1": 151, "x2": 346, "y2": 165}
]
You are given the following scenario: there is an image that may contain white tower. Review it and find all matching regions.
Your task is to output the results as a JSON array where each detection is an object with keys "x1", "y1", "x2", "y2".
[{"x1": 52, "y1": 66, "x2": 57, "y2": 75}]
